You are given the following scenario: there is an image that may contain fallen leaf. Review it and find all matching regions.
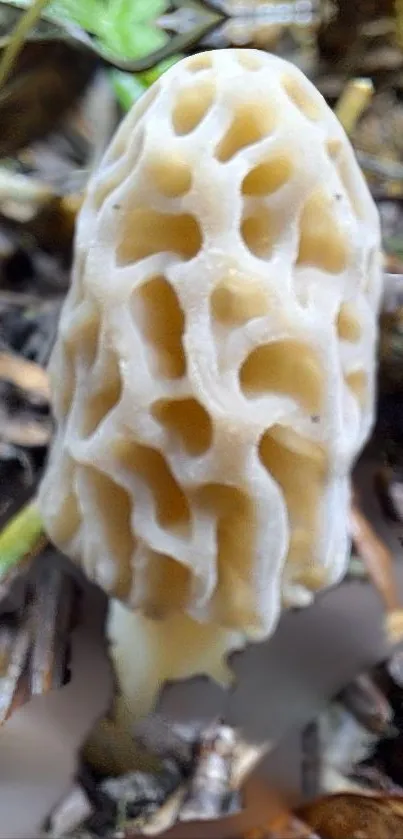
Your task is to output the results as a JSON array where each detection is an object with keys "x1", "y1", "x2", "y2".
[
  {"x1": 244, "y1": 815, "x2": 318, "y2": 838},
  {"x1": 299, "y1": 792, "x2": 403, "y2": 839}
]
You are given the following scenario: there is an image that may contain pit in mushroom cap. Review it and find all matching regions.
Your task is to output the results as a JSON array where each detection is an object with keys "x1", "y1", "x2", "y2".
[{"x1": 39, "y1": 50, "x2": 382, "y2": 758}]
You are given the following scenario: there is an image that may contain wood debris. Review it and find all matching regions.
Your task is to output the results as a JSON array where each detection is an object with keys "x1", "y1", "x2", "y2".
[
  {"x1": 0, "y1": 556, "x2": 78, "y2": 725},
  {"x1": 45, "y1": 719, "x2": 268, "y2": 838}
]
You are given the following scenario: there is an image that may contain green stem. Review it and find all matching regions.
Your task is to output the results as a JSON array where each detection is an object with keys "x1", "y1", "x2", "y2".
[{"x1": 0, "y1": 500, "x2": 46, "y2": 581}]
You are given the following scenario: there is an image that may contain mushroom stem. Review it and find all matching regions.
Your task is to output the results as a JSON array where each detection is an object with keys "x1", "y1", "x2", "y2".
[{"x1": 85, "y1": 601, "x2": 246, "y2": 775}]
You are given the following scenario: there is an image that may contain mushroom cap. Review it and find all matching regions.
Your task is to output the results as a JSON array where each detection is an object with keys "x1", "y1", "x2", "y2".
[{"x1": 39, "y1": 49, "x2": 382, "y2": 641}]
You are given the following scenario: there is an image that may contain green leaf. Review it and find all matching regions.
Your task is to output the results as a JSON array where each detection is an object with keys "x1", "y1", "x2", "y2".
[
  {"x1": 44, "y1": 0, "x2": 106, "y2": 33},
  {"x1": 138, "y1": 53, "x2": 182, "y2": 86},
  {"x1": 111, "y1": 52, "x2": 182, "y2": 111},
  {"x1": 99, "y1": 19, "x2": 167, "y2": 61},
  {"x1": 0, "y1": 0, "x2": 169, "y2": 41},
  {"x1": 0, "y1": 0, "x2": 222, "y2": 73},
  {"x1": 108, "y1": 0, "x2": 167, "y2": 25},
  {"x1": 0, "y1": 500, "x2": 45, "y2": 582},
  {"x1": 109, "y1": 68, "x2": 147, "y2": 110}
]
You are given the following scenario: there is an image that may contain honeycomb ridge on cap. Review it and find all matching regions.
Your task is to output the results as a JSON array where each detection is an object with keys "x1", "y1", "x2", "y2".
[{"x1": 38, "y1": 48, "x2": 382, "y2": 641}]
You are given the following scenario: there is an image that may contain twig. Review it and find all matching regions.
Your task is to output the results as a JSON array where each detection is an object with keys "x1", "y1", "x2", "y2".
[
  {"x1": 350, "y1": 502, "x2": 403, "y2": 644},
  {"x1": 0, "y1": 0, "x2": 52, "y2": 91}
]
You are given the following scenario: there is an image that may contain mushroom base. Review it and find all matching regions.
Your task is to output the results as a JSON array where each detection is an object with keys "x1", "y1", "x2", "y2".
[{"x1": 85, "y1": 600, "x2": 246, "y2": 775}]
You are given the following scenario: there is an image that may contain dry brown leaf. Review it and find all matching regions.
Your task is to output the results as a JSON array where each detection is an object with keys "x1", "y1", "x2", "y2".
[
  {"x1": 299, "y1": 792, "x2": 403, "y2": 839},
  {"x1": 242, "y1": 790, "x2": 319, "y2": 839},
  {"x1": 244, "y1": 814, "x2": 319, "y2": 838}
]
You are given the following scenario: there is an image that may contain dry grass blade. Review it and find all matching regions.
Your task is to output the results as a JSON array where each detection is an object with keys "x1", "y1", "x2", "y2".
[{"x1": 0, "y1": 0, "x2": 52, "y2": 90}]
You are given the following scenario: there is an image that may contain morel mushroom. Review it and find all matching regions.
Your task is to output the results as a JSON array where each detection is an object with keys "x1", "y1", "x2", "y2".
[{"x1": 38, "y1": 49, "x2": 382, "y2": 769}]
